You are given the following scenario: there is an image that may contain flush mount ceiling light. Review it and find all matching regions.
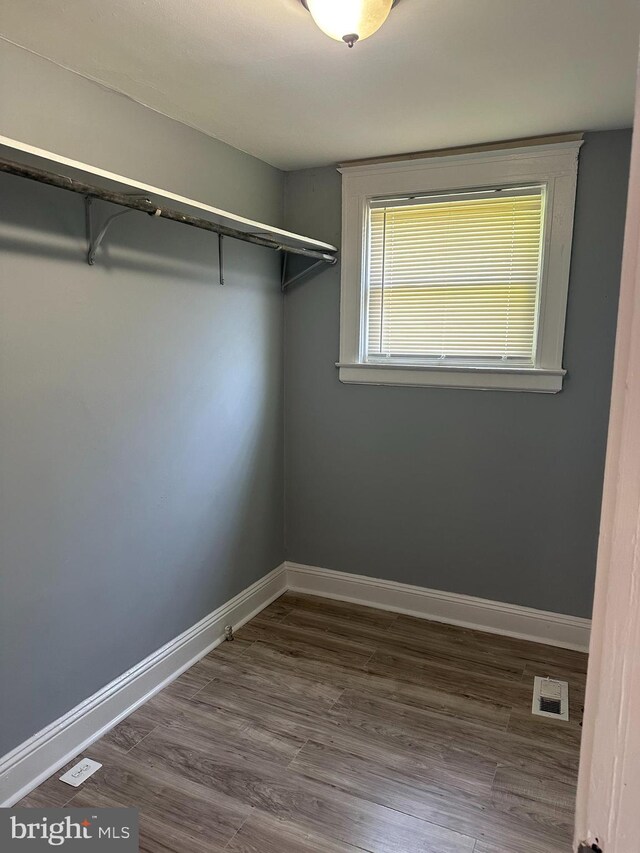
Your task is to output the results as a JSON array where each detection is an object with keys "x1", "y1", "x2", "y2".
[{"x1": 301, "y1": 0, "x2": 397, "y2": 48}]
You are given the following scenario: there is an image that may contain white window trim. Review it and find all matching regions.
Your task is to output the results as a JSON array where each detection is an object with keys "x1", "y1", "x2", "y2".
[{"x1": 337, "y1": 140, "x2": 583, "y2": 393}]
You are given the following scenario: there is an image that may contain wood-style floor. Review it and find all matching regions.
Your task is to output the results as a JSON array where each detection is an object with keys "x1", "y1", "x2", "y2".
[{"x1": 20, "y1": 593, "x2": 587, "y2": 852}]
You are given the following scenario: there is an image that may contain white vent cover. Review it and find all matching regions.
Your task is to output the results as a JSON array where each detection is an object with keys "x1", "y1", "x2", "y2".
[{"x1": 532, "y1": 676, "x2": 569, "y2": 721}]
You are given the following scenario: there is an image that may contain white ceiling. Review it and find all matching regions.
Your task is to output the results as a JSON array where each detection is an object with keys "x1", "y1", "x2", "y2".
[{"x1": 1, "y1": 0, "x2": 639, "y2": 170}]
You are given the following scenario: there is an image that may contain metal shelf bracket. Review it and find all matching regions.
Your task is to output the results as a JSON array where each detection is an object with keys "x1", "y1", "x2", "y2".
[
  {"x1": 281, "y1": 254, "x2": 337, "y2": 292},
  {"x1": 218, "y1": 233, "x2": 224, "y2": 285},
  {"x1": 85, "y1": 196, "x2": 142, "y2": 265}
]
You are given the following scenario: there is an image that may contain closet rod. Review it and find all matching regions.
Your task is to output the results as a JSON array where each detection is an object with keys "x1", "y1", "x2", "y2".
[{"x1": 0, "y1": 157, "x2": 338, "y2": 264}]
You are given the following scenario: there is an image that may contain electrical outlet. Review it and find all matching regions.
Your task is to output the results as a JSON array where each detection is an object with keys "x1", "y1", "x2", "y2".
[{"x1": 59, "y1": 758, "x2": 102, "y2": 787}]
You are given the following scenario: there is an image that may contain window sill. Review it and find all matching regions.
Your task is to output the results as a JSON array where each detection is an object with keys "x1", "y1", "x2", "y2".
[{"x1": 336, "y1": 362, "x2": 566, "y2": 393}]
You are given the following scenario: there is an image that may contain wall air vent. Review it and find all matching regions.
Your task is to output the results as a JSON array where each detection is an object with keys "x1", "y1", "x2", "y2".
[{"x1": 532, "y1": 676, "x2": 569, "y2": 721}]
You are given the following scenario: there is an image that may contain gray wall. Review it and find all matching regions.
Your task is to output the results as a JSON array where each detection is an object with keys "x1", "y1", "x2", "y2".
[
  {"x1": 283, "y1": 130, "x2": 631, "y2": 619},
  {"x1": 0, "y1": 45, "x2": 285, "y2": 755}
]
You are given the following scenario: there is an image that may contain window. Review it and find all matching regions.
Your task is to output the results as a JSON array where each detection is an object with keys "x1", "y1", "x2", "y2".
[
  {"x1": 338, "y1": 139, "x2": 582, "y2": 392},
  {"x1": 367, "y1": 188, "x2": 544, "y2": 365}
]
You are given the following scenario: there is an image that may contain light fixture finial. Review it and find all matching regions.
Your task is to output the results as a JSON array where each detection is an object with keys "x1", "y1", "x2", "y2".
[{"x1": 302, "y1": 1, "x2": 395, "y2": 47}]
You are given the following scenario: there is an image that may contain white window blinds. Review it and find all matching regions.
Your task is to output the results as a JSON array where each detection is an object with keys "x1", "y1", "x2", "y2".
[{"x1": 366, "y1": 187, "x2": 545, "y2": 365}]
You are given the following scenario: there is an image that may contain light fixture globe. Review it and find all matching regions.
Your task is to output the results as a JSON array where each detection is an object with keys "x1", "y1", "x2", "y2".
[{"x1": 302, "y1": 0, "x2": 395, "y2": 48}]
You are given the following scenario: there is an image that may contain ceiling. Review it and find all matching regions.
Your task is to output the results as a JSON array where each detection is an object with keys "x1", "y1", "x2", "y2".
[{"x1": 1, "y1": 0, "x2": 639, "y2": 170}]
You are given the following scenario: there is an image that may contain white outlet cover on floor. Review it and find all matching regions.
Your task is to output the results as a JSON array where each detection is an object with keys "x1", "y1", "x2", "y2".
[
  {"x1": 532, "y1": 676, "x2": 569, "y2": 721},
  {"x1": 59, "y1": 758, "x2": 102, "y2": 787}
]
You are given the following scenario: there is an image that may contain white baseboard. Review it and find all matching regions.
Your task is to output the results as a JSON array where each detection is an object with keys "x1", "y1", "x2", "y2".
[
  {"x1": 0, "y1": 563, "x2": 287, "y2": 807},
  {"x1": 285, "y1": 562, "x2": 591, "y2": 653},
  {"x1": 1, "y1": 559, "x2": 590, "y2": 806}
]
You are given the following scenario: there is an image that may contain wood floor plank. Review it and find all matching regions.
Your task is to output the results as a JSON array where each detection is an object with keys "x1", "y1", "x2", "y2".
[
  {"x1": 155, "y1": 656, "x2": 349, "y2": 758},
  {"x1": 178, "y1": 677, "x2": 324, "y2": 744},
  {"x1": 379, "y1": 621, "x2": 527, "y2": 679},
  {"x1": 103, "y1": 706, "x2": 163, "y2": 752},
  {"x1": 331, "y1": 690, "x2": 576, "y2": 769},
  {"x1": 367, "y1": 648, "x2": 531, "y2": 707},
  {"x1": 329, "y1": 690, "x2": 579, "y2": 785},
  {"x1": 312, "y1": 717, "x2": 497, "y2": 796},
  {"x1": 289, "y1": 738, "x2": 572, "y2": 851},
  {"x1": 280, "y1": 605, "x2": 395, "y2": 647},
  {"x1": 236, "y1": 619, "x2": 377, "y2": 668},
  {"x1": 162, "y1": 667, "x2": 215, "y2": 700},
  {"x1": 157, "y1": 702, "x2": 308, "y2": 768},
  {"x1": 473, "y1": 844, "x2": 534, "y2": 853},
  {"x1": 324, "y1": 690, "x2": 499, "y2": 783},
  {"x1": 506, "y1": 706, "x2": 583, "y2": 750},
  {"x1": 473, "y1": 839, "x2": 572, "y2": 853},
  {"x1": 131, "y1": 726, "x2": 475, "y2": 853},
  {"x1": 393, "y1": 613, "x2": 588, "y2": 672},
  {"x1": 69, "y1": 787, "x2": 229, "y2": 852},
  {"x1": 250, "y1": 594, "x2": 294, "y2": 623},
  {"x1": 491, "y1": 766, "x2": 576, "y2": 818},
  {"x1": 521, "y1": 659, "x2": 588, "y2": 686},
  {"x1": 193, "y1": 654, "x2": 343, "y2": 716},
  {"x1": 243, "y1": 640, "x2": 512, "y2": 730},
  {"x1": 139, "y1": 814, "x2": 229, "y2": 853},
  {"x1": 279, "y1": 592, "x2": 398, "y2": 629},
  {"x1": 225, "y1": 812, "x2": 372, "y2": 853},
  {"x1": 204, "y1": 637, "x2": 255, "y2": 660},
  {"x1": 289, "y1": 737, "x2": 494, "y2": 824},
  {"x1": 68, "y1": 741, "x2": 250, "y2": 849}
]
